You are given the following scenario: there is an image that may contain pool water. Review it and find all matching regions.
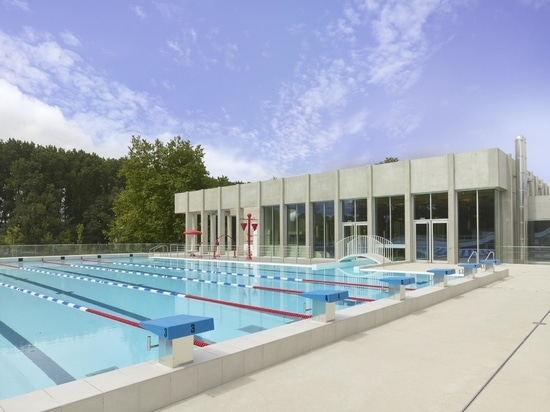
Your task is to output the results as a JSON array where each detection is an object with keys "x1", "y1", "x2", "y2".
[{"x1": 0, "y1": 257, "x2": 424, "y2": 400}]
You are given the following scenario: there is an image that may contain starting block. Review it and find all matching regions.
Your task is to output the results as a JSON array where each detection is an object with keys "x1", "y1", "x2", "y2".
[
  {"x1": 380, "y1": 276, "x2": 415, "y2": 300},
  {"x1": 457, "y1": 263, "x2": 481, "y2": 276},
  {"x1": 140, "y1": 314, "x2": 214, "y2": 367},
  {"x1": 427, "y1": 268, "x2": 456, "y2": 286},
  {"x1": 300, "y1": 290, "x2": 349, "y2": 322},
  {"x1": 481, "y1": 259, "x2": 500, "y2": 272}
]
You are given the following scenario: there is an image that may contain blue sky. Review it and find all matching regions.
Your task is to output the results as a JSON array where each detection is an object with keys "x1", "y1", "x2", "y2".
[{"x1": 1, "y1": 0, "x2": 549, "y2": 183}]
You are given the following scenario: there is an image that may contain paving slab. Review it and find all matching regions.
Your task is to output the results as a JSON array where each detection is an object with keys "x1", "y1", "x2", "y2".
[{"x1": 157, "y1": 263, "x2": 550, "y2": 412}]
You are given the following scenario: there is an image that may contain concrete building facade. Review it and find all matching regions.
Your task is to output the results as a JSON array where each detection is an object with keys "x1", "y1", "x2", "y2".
[{"x1": 175, "y1": 137, "x2": 550, "y2": 264}]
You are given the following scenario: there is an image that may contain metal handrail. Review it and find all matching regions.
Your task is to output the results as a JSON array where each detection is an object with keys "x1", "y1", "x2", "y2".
[{"x1": 336, "y1": 235, "x2": 394, "y2": 262}]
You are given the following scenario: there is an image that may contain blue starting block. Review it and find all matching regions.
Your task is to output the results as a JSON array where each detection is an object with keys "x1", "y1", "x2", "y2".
[
  {"x1": 140, "y1": 314, "x2": 214, "y2": 367},
  {"x1": 457, "y1": 263, "x2": 481, "y2": 276},
  {"x1": 380, "y1": 276, "x2": 415, "y2": 300},
  {"x1": 300, "y1": 290, "x2": 349, "y2": 322},
  {"x1": 427, "y1": 268, "x2": 456, "y2": 286},
  {"x1": 380, "y1": 276, "x2": 416, "y2": 285},
  {"x1": 481, "y1": 259, "x2": 500, "y2": 272},
  {"x1": 427, "y1": 268, "x2": 455, "y2": 275}
]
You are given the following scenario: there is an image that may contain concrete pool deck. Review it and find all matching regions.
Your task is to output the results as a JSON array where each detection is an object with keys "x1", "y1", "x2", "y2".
[{"x1": 157, "y1": 263, "x2": 549, "y2": 412}]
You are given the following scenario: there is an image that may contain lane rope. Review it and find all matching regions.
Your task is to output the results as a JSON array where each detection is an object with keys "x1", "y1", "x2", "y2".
[
  {"x1": 0, "y1": 280, "x2": 208, "y2": 347},
  {"x1": 21, "y1": 266, "x2": 311, "y2": 319}
]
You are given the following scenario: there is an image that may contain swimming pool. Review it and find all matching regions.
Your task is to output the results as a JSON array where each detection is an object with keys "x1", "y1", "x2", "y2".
[{"x1": 0, "y1": 256, "x2": 426, "y2": 400}]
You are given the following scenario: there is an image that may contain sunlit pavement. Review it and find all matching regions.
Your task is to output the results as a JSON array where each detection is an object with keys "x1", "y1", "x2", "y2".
[{"x1": 157, "y1": 263, "x2": 550, "y2": 412}]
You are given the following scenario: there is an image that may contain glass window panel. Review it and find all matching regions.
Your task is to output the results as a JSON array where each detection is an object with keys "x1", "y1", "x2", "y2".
[
  {"x1": 313, "y1": 201, "x2": 335, "y2": 257},
  {"x1": 431, "y1": 192, "x2": 448, "y2": 219},
  {"x1": 262, "y1": 205, "x2": 279, "y2": 246},
  {"x1": 375, "y1": 196, "x2": 405, "y2": 260},
  {"x1": 477, "y1": 190, "x2": 495, "y2": 256},
  {"x1": 342, "y1": 199, "x2": 354, "y2": 222},
  {"x1": 356, "y1": 198, "x2": 368, "y2": 222},
  {"x1": 528, "y1": 220, "x2": 550, "y2": 262},
  {"x1": 414, "y1": 194, "x2": 431, "y2": 220},
  {"x1": 391, "y1": 196, "x2": 405, "y2": 244},
  {"x1": 284, "y1": 204, "x2": 306, "y2": 246},
  {"x1": 457, "y1": 190, "x2": 495, "y2": 262},
  {"x1": 375, "y1": 197, "x2": 390, "y2": 238},
  {"x1": 342, "y1": 198, "x2": 367, "y2": 222}
]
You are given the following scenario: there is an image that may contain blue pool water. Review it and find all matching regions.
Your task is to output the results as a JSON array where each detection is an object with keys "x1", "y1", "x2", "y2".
[{"x1": 0, "y1": 256, "x2": 427, "y2": 400}]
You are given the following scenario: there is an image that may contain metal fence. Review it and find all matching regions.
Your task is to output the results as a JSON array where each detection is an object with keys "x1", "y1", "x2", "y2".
[
  {"x1": 150, "y1": 243, "x2": 319, "y2": 264},
  {"x1": 1, "y1": 243, "x2": 549, "y2": 265},
  {"x1": 0, "y1": 243, "x2": 156, "y2": 259}
]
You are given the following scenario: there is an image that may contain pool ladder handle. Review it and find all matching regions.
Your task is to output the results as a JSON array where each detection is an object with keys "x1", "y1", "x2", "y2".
[
  {"x1": 147, "y1": 336, "x2": 159, "y2": 351},
  {"x1": 303, "y1": 302, "x2": 312, "y2": 313}
]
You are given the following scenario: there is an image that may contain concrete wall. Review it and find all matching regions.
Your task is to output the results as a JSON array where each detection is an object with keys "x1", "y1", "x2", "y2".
[
  {"x1": 529, "y1": 196, "x2": 550, "y2": 220},
  {"x1": 175, "y1": 148, "x2": 516, "y2": 215},
  {"x1": 339, "y1": 166, "x2": 369, "y2": 199}
]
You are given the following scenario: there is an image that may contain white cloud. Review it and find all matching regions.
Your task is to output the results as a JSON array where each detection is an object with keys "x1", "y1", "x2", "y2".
[
  {"x1": 132, "y1": 5, "x2": 147, "y2": 20},
  {"x1": 2, "y1": 0, "x2": 30, "y2": 12},
  {"x1": 59, "y1": 30, "x2": 81, "y2": 47},
  {"x1": 0, "y1": 29, "x2": 181, "y2": 159},
  {"x1": 366, "y1": 0, "x2": 444, "y2": 92},
  {"x1": 374, "y1": 100, "x2": 422, "y2": 139},
  {"x1": 203, "y1": 144, "x2": 276, "y2": 182},
  {"x1": 518, "y1": 0, "x2": 550, "y2": 9},
  {"x1": 0, "y1": 79, "x2": 94, "y2": 152},
  {"x1": 166, "y1": 27, "x2": 197, "y2": 66}
]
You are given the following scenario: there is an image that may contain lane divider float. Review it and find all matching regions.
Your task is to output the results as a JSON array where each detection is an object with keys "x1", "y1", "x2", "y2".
[
  {"x1": 0, "y1": 281, "x2": 208, "y2": 346},
  {"x1": 20, "y1": 267, "x2": 312, "y2": 319}
]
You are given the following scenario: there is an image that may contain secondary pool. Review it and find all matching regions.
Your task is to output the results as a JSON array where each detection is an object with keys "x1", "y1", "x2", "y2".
[{"x1": 0, "y1": 256, "x2": 428, "y2": 400}]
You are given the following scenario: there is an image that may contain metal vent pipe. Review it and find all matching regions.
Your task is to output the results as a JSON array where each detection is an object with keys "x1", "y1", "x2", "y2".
[{"x1": 515, "y1": 135, "x2": 528, "y2": 262}]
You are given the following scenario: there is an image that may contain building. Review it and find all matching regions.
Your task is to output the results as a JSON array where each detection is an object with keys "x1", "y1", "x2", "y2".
[{"x1": 175, "y1": 136, "x2": 550, "y2": 264}]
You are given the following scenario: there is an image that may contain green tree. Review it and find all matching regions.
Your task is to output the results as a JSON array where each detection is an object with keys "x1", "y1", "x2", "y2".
[
  {"x1": 6, "y1": 147, "x2": 67, "y2": 243},
  {"x1": 4, "y1": 225, "x2": 23, "y2": 245},
  {"x1": 108, "y1": 136, "x2": 219, "y2": 243},
  {"x1": 76, "y1": 223, "x2": 85, "y2": 244},
  {"x1": 64, "y1": 151, "x2": 123, "y2": 243},
  {"x1": 376, "y1": 157, "x2": 399, "y2": 164},
  {"x1": 0, "y1": 139, "x2": 122, "y2": 244}
]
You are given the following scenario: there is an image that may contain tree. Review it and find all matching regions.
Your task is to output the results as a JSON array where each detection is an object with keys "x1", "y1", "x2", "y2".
[
  {"x1": 0, "y1": 139, "x2": 122, "y2": 244},
  {"x1": 376, "y1": 157, "x2": 399, "y2": 164},
  {"x1": 4, "y1": 225, "x2": 23, "y2": 245},
  {"x1": 107, "y1": 136, "x2": 219, "y2": 243}
]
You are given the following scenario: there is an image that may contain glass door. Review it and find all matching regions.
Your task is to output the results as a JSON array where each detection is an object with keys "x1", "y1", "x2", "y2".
[
  {"x1": 343, "y1": 223, "x2": 369, "y2": 257},
  {"x1": 343, "y1": 222, "x2": 368, "y2": 238},
  {"x1": 343, "y1": 223, "x2": 354, "y2": 239},
  {"x1": 415, "y1": 220, "x2": 448, "y2": 262},
  {"x1": 415, "y1": 221, "x2": 429, "y2": 261},
  {"x1": 432, "y1": 220, "x2": 448, "y2": 262}
]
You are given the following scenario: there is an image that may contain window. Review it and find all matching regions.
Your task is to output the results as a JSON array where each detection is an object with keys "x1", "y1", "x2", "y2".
[
  {"x1": 262, "y1": 205, "x2": 280, "y2": 246},
  {"x1": 414, "y1": 193, "x2": 448, "y2": 220},
  {"x1": 528, "y1": 221, "x2": 550, "y2": 262},
  {"x1": 375, "y1": 196, "x2": 405, "y2": 260},
  {"x1": 457, "y1": 190, "x2": 495, "y2": 262},
  {"x1": 313, "y1": 201, "x2": 335, "y2": 257},
  {"x1": 342, "y1": 198, "x2": 367, "y2": 222},
  {"x1": 287, "y1": 203, "x2": 306, "y2": 246}
]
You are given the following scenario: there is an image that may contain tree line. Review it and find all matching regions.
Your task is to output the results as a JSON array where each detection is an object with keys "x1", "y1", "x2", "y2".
[{"x1": 0, "y1": 136, "x2": 233, "y2": 245}]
